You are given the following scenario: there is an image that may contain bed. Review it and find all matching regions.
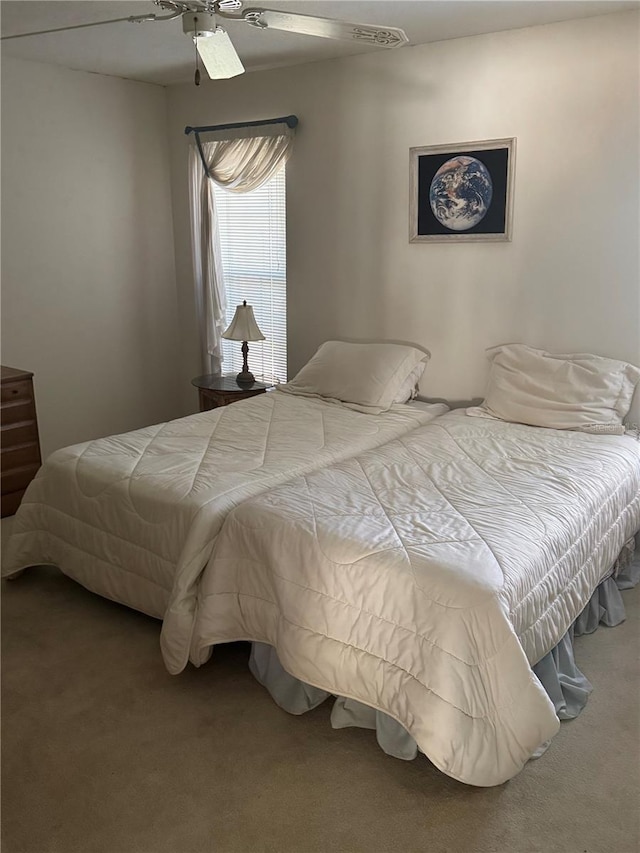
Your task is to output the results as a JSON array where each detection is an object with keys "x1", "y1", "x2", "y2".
[
  {"x1": 187, "y1": 370, "x2": 640, "y2": 786},
  {"x1": 2, "y1": 341, "x2": 447, "y2": 674}
]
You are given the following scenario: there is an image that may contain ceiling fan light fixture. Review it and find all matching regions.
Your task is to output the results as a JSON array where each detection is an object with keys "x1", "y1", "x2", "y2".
[
  {"x1": 182, "y1": 11, "x2": 217, "y2": 39},
  {"x1": 181, "y1": 11, "x2": 244, "y2": 80},
  {"x1": 196, "y1": 28, "x2": 245, "y2": 79}
]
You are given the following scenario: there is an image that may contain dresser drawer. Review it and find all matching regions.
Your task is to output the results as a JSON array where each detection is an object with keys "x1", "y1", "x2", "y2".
[
  {"x1": 1, "y1": 421, "x2": 39, "y2": 449},
  {"x1": 1, "y1": 379, "x2": 33, "y2": 404},
  {"x1": 1, "y1": 489, "x2": 26, "y2": 518},
  {"x1": 1, "y1": 462, "x2": 40, "y2": 495},
  {"x1": 1, "y1": 399, "x2": 36, "y2": 427},
  {"x1": 1, "y1": 442, "x2": 41, "y2": 471}
]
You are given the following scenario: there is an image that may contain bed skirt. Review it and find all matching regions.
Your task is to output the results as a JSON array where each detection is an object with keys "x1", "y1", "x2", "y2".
[{"x1": 247, "y1": 536, "x2": 640, "y2": 764}]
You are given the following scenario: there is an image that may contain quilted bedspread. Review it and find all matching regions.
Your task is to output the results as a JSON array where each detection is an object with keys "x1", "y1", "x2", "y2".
[
  {"x1": 191, "y1": 411, "x2": 640, "y2": 786},
  {"x1": 3, "y1": 391, "x2": 447, "y2": 673}
]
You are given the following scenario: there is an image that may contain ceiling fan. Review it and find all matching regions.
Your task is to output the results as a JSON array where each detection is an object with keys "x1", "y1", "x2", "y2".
[{"x1": 1, "y1": 0, "x2": 410, "y2": 84}]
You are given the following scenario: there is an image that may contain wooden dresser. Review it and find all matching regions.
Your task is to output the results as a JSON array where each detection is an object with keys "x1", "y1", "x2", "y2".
[{"x1": 1, "y1": 366, "x2": 42, "y2": 517}]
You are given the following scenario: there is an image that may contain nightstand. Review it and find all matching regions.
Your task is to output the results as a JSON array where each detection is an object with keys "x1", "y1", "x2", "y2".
[{"x1": 191, "y1": 374, "x2": 271, "y2": 412}]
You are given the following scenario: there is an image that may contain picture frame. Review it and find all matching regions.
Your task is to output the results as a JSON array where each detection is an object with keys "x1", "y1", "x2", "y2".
[{"x1": 409, "y1": 137, "x2": 516, "y2": 243}]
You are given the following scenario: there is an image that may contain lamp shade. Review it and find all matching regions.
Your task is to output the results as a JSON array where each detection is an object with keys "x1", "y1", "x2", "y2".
[{"x1": 222, "y1": 301, "x2": 265, "y2": 342}]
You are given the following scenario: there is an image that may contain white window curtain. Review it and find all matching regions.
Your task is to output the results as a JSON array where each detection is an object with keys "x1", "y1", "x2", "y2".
[{"x1": 188, "y1": 123, "x2": 295, "y2": 374}]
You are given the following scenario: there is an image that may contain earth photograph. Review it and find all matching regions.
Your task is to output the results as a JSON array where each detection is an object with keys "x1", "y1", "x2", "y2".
[{"x1": 429, "y1": 155, "x2": 493, "y2": 231}]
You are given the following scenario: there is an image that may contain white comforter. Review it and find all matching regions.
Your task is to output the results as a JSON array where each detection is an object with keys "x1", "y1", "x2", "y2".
[
  {"x1": 3, "y1": 391, "x2": 446, "y2": 673},
  {"x1": 191, "y1": 412, "x2": 640, "y2": 786}
]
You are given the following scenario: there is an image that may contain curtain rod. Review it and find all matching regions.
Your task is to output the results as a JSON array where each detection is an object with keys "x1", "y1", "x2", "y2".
[{"x1": 184, "y1": 115, "x2": 298, "y2": 136}]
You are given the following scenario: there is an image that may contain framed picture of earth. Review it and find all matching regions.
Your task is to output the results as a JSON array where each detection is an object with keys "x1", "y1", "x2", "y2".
[{"x1": 409, "y1": 138, "x2": 516, "y2": 242}]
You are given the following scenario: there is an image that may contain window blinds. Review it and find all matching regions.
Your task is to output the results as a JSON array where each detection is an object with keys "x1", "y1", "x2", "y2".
[{"x1": 214, "y1": 165, "x2": 287, "y2": 384}]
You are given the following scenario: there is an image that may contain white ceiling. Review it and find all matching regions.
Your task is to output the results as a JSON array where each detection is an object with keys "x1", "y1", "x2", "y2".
[{"x1": 1, "y1": 0, "x2": 637, "y2": 86}]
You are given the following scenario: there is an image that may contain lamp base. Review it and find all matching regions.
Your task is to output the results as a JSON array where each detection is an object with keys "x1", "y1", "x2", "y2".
[{"x1": 235, "y1": 370, "x2": 256, "y2": 386}]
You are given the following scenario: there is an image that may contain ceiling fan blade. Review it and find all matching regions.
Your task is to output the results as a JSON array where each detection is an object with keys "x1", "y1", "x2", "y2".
[
  {"x1": 240, "y1": 8, "x2": 409, "y2": 48},
  {"x1": 197, "y1": 29, "x2": 245, "y2": 79},
  {"x1": 0, "y1": 10, "x2": 182, "y2": 41}
]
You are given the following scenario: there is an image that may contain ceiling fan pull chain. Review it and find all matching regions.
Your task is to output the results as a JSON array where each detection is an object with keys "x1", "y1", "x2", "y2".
[{"x1": 194, "y1": 17, "x2": 201, "y2": 86}]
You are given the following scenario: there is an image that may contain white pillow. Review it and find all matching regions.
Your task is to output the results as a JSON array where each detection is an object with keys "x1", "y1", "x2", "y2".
[
  {"x1": 467, "y1": 344, "x2": 640, "y2": 434},
  {"x1": 279, "y1": 341, "x2": 430, "y2": 414},
  {"x1": 394, "y1": 361, "x2": 428, "y2": 403}
]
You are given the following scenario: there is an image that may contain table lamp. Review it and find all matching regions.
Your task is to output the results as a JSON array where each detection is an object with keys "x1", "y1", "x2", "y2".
[{"x1": 221, "y1": 300, "x2": 265, "y2": 385}]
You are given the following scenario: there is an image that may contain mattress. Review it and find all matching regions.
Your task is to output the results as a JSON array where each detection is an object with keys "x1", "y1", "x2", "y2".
[
  {"x1": 2, "y1": 391, "x2": 447, "y2": 674},
  {"x1": 190, "y1": 411, "x2": 640, "y2": 786}
]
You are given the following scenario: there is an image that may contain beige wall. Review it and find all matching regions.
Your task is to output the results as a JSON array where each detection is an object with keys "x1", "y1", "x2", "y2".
[
  {"x1": 2, "y1": 11, "x2": 638, "y2": 447},
  {"x1": 167, "y1": 11, "x2": 640, "y2": 420},
  {"x1": 1, "y1": 57, "x2": 181, "y2": 457}
]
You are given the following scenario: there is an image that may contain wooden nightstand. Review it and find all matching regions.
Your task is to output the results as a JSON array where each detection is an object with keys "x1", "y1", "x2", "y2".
[{"x1": 191, "y1": 374, "x2": 271, "y2": 412}]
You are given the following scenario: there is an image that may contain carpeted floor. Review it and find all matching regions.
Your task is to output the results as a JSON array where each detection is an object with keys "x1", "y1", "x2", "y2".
[{"x1": 2, "y1": 521, "x2": 639, "y2": 853}]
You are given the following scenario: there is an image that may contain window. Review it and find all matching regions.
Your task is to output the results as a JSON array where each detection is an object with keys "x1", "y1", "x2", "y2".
[{"x1": 214, "y1": 165, "x2": 287, "y2": 384}]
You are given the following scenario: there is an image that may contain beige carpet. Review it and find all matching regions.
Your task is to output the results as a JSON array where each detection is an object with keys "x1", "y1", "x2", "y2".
[{"x1": 2, "y1": 523, "x2": 639, "y2": 853}]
